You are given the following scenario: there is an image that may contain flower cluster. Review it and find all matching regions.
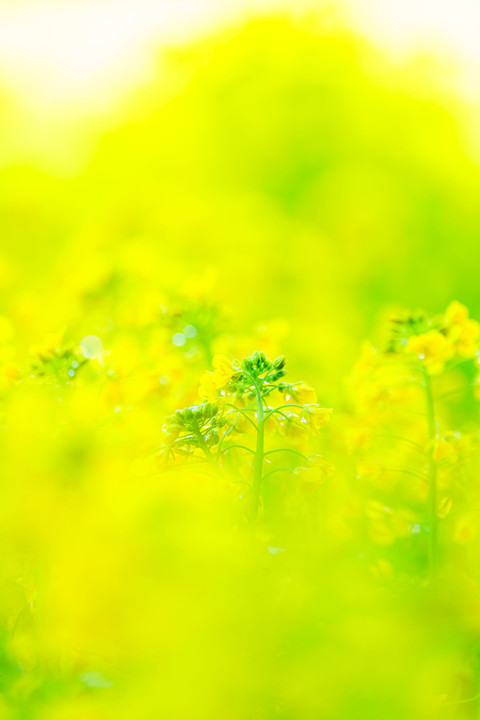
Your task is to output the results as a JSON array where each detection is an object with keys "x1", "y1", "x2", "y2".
[
  {"x1": 162, "y1": 401, "x2": 222, "y2": 461},
  {"x1": 160, "y1": 351, "x2": 333, "y2": 520},
  {"x1": 346, "y1": 302, "x2": 480, "y2": 582},
  {"x1": 384, "y1": 301, "x2": 480, "y2": 375},
  {"x1": 199, "y1": 351, "x2": 331, "y2": 437}
]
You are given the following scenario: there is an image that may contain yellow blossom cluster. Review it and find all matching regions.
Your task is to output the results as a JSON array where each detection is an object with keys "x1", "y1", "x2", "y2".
[{"x1": 407, "y1": 301, "x2": 480, "y2": 375}]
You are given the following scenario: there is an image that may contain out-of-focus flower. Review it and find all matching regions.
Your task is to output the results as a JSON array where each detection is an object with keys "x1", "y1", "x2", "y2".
[
  {"x1": 407, "y1": 330, "x2": 454, "y2": 375},
  {"x1": 445, "y1": 300, "x2": 480, "y2": 358},
  {"x1": 301, "y1": 456, "x2": 334, "y2": 488},
  {"x1": 295, "y1": 383, "x2": 317, "y2": 405},
  {"x1": 212, "y1": 354, "x2": 234, "y2": 386},
  {"x1": 199, "y1": 355, "x2": 235, "y2": 401},
  {"x1": 308, "y1": 406, "x2": 333, "y2": 433}
]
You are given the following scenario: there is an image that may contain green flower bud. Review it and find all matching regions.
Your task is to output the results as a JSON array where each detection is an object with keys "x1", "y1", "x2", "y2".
[
  {"x1": 273, "y1": 355, "x2": 286, "y2": 370},
  {"x1": 203, "y1": 402, "x2": 212, "y2": 418},
  {"x1": 208, "y1": 430, "x2": 219, "y2": 446},
  {"x1": 241, "y1": 358, "x2": 253, "y2": 373}
]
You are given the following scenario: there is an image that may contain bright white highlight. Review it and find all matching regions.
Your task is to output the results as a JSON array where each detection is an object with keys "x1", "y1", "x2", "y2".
[{"x1": 0, "y1": 0, "x2": 480, "y2": 106}]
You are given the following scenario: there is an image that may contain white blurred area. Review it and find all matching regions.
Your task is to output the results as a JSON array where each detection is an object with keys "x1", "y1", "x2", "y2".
[
  {"x1": 2, "y1": 0, "x2": 299, "y2": 109},
  {"x1": 1, "y1": 0, "x2": 480, "y2": 173},
  {"x1": 0, "y1": 0, "x2": 480, "y2": 109}
]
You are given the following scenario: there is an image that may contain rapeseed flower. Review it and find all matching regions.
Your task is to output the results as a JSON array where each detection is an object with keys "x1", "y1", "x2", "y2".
[{"x1": 407, "y1": 329, "x2": 454, "y2": 374}]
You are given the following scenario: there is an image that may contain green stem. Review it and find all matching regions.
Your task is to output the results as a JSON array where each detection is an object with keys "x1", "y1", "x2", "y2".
[
  {"x1": 264, "y1": 403, "x2": 311, "y2": 421},
  {"x1": 251, "y1": 380, "x2": 265, "y2": 524},
  {"x1": 262, "y1": 466, "x2": 298, "y2": 481},
  {"x1": 264, "y1": 448, "x2": 311, "y2": 462},
  {"x1": 193, "y1": 426, "x2": 215, "y2": 466},
  {"x1": 224, "y1": 406, "x2": 258, "y2": 430},
  {"x1": 422, "y1": 367, "x2": 438, "y2": 578},
  {"x1": 222, "y1": 444, "x2": 255, "y2": 455}
]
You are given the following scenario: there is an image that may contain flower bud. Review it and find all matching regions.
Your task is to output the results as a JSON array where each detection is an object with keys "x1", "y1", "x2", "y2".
[
  {"x1": 241, "y1": 358, "x2": 253, "y2": 372},
  {"x1": 203, "y1": 402, "x2": 212, "y2": 418},
  {"x1": 208, "y1": 430, "x2": 219, "y2": 446},
  {"x1": 174, "y1": 410, "x2": 185, "y2": 425}
]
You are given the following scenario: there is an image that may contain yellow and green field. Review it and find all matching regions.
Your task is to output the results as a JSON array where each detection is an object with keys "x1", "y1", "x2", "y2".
[{"x1": 1, "y1": 2, "x2": 480, "y2": 718}]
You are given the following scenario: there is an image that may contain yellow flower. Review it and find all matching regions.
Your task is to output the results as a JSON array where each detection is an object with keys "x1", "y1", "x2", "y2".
[
  {"x1": 198, "y1": 372, "x2": 219, "y2": 403},
  {"x1": 445, "y1": 301, "x2": 479, "y2": 358},
  {"x1": 199, "y1": 355, "x2": 235, "y2": 401},
  {"x1": 445, "y1": 300, "x2": 469, "y2": 325},
  {"x1": 295, "y1": 383, "x2": 317, "y2": 405},
  {"x1": 277, "y1": 415, "x2": 309, "y2": 444},
  {"x1": 309, "y1": 407, "x2": 332, "y2": 434},
  {"x1": 407, "y1": 330, "x2": 454, "y2": 374},
  {"x1": 212, "y1": 354, "x2": 234, "y2": 387},
  {"x1": 301, "y1": 459, "x2": 334, "y2": 490}
]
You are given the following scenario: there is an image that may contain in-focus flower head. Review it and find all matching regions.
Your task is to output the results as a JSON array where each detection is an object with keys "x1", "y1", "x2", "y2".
[
  {"x1": 168, "y1": 351, "x2": 332, "y2": 494},
  {"x1": 199, "y1": 351, "x2": 288, "y2": 402}
]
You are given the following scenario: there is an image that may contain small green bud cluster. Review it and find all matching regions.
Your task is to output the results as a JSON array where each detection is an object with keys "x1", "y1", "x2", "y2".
[
  {"x1": 232, "y1": 352, "x2": 287, "y2": 386},
  {"x1": 30, "y1": 347, "x2": 87, "y2": 384},
  {"x1": 166, "y1": 402, "x2": 219, "y2": 431},
  {"x1": 162, "y1": 401, "x2": 224, "y2": 460},
  {"x1": 224, "y1": 352, "x2": 289, "y2": 405},
  {"x1": 385, "y1": 310, "x2": 431, "y2": 354}
]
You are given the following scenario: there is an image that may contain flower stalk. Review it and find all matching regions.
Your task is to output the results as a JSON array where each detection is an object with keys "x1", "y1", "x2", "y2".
[
  {"x1": 161, "y1": 351, "x2": 333, "y2": 525},
  {"x1": 250, "y1": 378, "x2": 265, "y2": 524},
  {"x1": 423, "y1": 368, "x2": 438, "y2": 579}
]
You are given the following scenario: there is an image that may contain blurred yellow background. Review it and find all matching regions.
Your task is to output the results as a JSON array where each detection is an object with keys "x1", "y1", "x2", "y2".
[
  {"x1": 1, "y1": 2, "x2": 480, "y2": 719},
  {"x1": 2, "y1": 0, "x2": 480, "y2": 396}
]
